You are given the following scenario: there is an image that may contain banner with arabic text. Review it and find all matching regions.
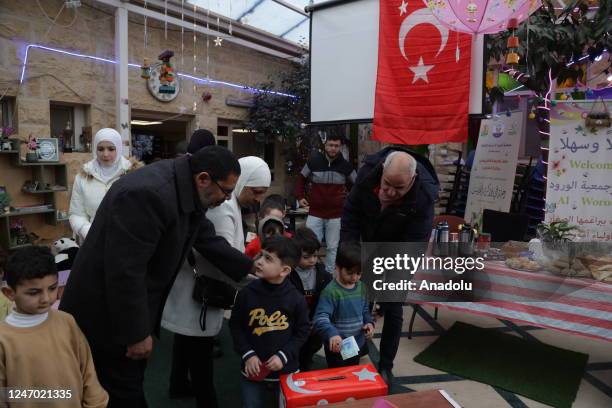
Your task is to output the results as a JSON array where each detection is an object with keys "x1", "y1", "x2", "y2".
[
  {"x1": 546, "y1": 101, "x2": 612, "y2": 241},
  {"x1": 464, "y1": 113, "x2": 523, "y2": 225}
]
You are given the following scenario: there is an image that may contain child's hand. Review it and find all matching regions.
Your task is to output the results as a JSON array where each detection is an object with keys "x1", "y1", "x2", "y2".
[
  {"x1": 329, "y1": 335, "x2": 342, "y2": 353},
  {"x1": 363, "y1": 323, "x2": 374, "y2": 340},
  {"x1": 265, "y1": 355, "x2": 284, "y2": 371},
  {"x1": 245, "y1": 355, "x2": 262, "y2": 377},
  {"x1": 372, "y1": 304, "x2": 382, "y2": 322}
]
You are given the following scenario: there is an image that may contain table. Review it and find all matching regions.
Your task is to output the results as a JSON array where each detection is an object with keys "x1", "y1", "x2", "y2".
[
  {"x1": 304, "y1": 390, "x2": 459, "y2": 408},
  {"x1": 406, "y1": 261, "x2": 612, "y2": 342},
  {"x1": 286, "y1": 208, "x2": 309, "y2": 233}
]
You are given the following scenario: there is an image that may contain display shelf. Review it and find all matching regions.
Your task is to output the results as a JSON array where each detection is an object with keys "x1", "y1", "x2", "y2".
[
  {"x1": 0, "y1": 150, "x2": 19, "y2": 154},
  {"x1": 0, "y1": 209, "x2": 56, "y2": 218},
  {"x1": 22, "y1": 188, "x2": 68, "y2": 194},
  {"x1": 8, "y1": 242, "x2": 33, "y2": 250},
  {"x1": 0, "y1": 151, "x2": 68, "y2": 251}
]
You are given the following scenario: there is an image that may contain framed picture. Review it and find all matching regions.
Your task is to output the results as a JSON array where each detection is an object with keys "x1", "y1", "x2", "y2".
[{"x1": 36, "y1": 137, "x2": 59, "y2": 162}]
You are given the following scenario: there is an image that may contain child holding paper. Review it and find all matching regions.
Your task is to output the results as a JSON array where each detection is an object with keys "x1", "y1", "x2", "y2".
[{"x1": 313, "y1": 241, "x2": 374, "y2": 368}]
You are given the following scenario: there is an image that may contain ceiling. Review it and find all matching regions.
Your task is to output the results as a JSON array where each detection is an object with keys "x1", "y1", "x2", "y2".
[{"x1": 186, "y1": 0, "x2": 315, "y2": 46}]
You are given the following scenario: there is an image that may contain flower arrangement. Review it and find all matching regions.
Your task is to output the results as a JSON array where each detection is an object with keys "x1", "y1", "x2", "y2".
[
  {"x1": 27, "y1": 135, "x2": 39, "y2": 152},
  {"x1": 1, "y1": 126, "x2": 15, "y2": 138}
]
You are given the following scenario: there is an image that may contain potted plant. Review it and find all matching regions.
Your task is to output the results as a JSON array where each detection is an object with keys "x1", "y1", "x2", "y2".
[
  {"x1": 0, "y1": 189, "x2": 10, "y2": 215},
  {"x1": 25, "y1": 135, "x2": 39, "y2": 162},
  {"x1": 537, "y1": 220, "x2": 580, "y2": 262}
]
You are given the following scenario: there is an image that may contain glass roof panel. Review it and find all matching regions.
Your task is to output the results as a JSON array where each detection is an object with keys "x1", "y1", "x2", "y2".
[{"x1": 186, "y1": 0, "x2": 312, "y2": 46}]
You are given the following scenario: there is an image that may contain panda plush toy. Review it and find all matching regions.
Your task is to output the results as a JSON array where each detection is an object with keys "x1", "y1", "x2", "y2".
[{"x1": 53, "y1": 238, "x2": 79, "y2": 271}]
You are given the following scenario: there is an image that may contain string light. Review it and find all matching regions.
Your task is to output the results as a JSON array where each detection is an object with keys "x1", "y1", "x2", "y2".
[{"x1": 19, "y1": 43, "x2": 296, "y2": 97}]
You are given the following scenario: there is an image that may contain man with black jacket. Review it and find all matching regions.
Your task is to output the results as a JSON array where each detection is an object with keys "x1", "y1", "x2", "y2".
[
  {"x1": 295, "y1": 134, "x2": 357, "y2": 273},
  {"x1": 340, "y1": 146, "x2": 439, "y2": 384},
  {"x1": 60, "y1": 146, "x2": 254, "y2": 407}
]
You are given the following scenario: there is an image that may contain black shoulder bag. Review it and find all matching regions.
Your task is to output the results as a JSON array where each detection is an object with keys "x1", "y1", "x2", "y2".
[{"x1": 189, "y1": 250, "x2": 238, "y2": 330}]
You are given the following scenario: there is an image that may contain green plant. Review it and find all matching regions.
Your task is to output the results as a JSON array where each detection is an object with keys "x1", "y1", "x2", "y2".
[
  {"x1": 537, "y1": 221, "x2": 580, "y2": 242},
  {"x1": 246, "y1": 52, "x2": 311, "y2": 175},
  {"x1": 486, "y1": 0, "x2": 611, "y2": 104},
  {"x1": 0, "y1": 191, "x2": 10, "y2": 210}
]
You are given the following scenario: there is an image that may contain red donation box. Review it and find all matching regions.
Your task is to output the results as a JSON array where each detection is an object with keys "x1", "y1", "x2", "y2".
[{"x1": 279, "y1": 364, "x2": 388, "y2": 407}]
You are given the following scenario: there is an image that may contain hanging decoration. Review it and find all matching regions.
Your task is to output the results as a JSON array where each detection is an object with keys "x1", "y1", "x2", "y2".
[
  {"x1": 158, "y1": 50, "x2": 176, "y2": 94},
  {"x1": 505, "y1": 18, "x2": 520, "y2": 65},
  {"x1": 141, "y1": 0, "x2": 150, "y2": 79},
  {"x1": 215, "y1": 0, "x2": 223, "y2": 47},
  {"x1": 140, "y1": 57, "x2": 151, "y2": 79},
  {"x1": 424, "y1": 0, "x2": 541, "y2": 34},
  {"x1": 202, "y1": 91, "x2": 212, "y2": 102}
]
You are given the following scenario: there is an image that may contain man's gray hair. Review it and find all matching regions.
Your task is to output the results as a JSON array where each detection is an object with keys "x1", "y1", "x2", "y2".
[{"x1": 382, "y1": 151, "x2": 417, "y2": 176}]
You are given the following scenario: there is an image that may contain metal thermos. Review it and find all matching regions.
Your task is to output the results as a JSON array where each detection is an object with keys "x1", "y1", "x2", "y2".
[
  {"x1": 459, "y1": 223, "x2": 476, "y2": 256},
  {"x1": 433, "y1": 221, "x2": 450, "y2": 256}
]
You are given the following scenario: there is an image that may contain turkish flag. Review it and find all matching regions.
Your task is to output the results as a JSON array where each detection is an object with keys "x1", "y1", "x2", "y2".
[{"x1": 373, "y1": 2, "x2": 472, "y2": 145}]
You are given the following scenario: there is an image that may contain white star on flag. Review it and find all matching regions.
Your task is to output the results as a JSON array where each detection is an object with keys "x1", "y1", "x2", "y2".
[
  {"x1": 398, "y1": 0, "x2": 408, "y2": 15},
  {"x1": 352, "y1": 367, "x2": 379, "y2": 382},
  {"x1": 409, "y1": 57, "x2": 434, "y2": 83},
  {"x1": 214, "y1": 37, "x2": 223, "y2": 47}
]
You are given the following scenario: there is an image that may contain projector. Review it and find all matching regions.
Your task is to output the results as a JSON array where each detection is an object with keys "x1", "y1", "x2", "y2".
[{"x1": 65, "y1": 0, "x2": 82, "y2": 8}]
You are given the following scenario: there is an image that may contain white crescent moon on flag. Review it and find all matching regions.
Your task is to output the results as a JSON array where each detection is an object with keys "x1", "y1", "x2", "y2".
[
  {"x1": 285, "y1": 374, "x2": 321, "y2": 395},
  {"x1": 398, "y1": 8, "x2": 449, "y2": 62}
]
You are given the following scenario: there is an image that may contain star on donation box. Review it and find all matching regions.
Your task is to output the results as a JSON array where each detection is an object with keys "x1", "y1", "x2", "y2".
[{"x1": 353, "y1": 367, "x2": 380, "y2": 382}]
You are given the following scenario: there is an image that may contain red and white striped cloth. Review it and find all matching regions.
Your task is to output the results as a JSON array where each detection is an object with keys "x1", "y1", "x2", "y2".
[{"x1": 407, "y1": 261, "x2": 612, "y2": 342}]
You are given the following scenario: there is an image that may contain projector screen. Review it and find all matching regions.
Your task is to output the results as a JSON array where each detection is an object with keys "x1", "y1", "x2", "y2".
[{"x1": 309, "y1": 0, "x2": 379, "y2": 124}]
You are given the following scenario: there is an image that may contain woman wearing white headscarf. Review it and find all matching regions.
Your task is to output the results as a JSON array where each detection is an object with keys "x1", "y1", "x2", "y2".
[
  {"x1": 161, "y1": 156, "x2": 271, "y2": 408},
  {"x1": 69, "y1": 128, "x2": 141, "y2": 243}
]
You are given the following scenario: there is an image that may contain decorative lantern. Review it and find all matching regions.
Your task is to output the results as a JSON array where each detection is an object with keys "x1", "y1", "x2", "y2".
[
  {"x1": 140, "y1": 58, "x2": 151, "y2": 79},
  {"x1": 424, "y1": 0, "x2": 540, "y2": 34},
  {"x1": 505, "y1": 18, "x2": 520, "y2": 65}
]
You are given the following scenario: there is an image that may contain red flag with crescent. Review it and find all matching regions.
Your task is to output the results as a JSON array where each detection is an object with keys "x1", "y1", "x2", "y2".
[{"x1": 373, "y1": 1, "x2": 472, "y2": 145}]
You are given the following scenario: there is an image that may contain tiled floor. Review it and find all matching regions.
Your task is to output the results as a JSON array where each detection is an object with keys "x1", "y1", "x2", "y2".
[{"x1": 344, "y1": 304, "x2": 612, "y2": 408}]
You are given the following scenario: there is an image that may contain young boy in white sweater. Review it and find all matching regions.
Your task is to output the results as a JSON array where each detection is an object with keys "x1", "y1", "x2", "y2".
[{"x1": 0, "y1": 246, "x2": 108, "y2": 408}]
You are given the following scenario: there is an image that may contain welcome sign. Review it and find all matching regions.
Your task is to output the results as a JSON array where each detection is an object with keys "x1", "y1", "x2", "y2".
[
  {"x1": 465, "y1": 113, "x2": 523, "y2": 225},
  {"x1": 547, "y1": 101, "x2": 612, "y2": 241}
]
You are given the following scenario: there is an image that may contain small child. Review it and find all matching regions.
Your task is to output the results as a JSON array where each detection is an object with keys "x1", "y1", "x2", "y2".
[
  {"x1": 0, "y1": 246, "x2": 108, "y2": 408},
  {"x1": 230, "y1": 236, "x2": 310, "y2": 407},
  {"x1": 313, "y1": 241, "x2": 374, "y2": 368},
  {"x1": 245, "y1": 194, "x2": 291, "y2": 258},
  {"x1": 289, "y1": 227, "x2": 331, "y2": 371}
]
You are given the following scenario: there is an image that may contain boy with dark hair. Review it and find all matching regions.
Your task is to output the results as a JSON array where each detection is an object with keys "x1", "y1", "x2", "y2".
[
  {"x1": 313, "y1": 241, "x2": 374, "y2": 368},
  {"x1": 0, "y1": 246, "x2": 108, "y2": 408},
  {"x1": 245, "y1": 194, "x2": 291, "y2": 258},
  {"x1": 230, "y1": 236, "x2": 310, "y2": 408},
  {"x1": 289, "y1": 227, "x2": 331, "y2": 371}
]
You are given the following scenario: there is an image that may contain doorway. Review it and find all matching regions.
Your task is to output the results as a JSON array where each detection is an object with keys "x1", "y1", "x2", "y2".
[{"x1": 130, "y1": 110, "x2": 192, "y2": 163}]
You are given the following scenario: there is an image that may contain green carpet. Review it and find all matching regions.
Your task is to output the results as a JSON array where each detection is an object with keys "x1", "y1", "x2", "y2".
[
  {"x1": 144, "y1": 321, "x2": 327, "y2": 408},
  {"x1": 144, "y1": 323, "x2": 243, "y2": 408},
  {"x1": 414, "y1": 322, "x2": 588, "y2": 408}
]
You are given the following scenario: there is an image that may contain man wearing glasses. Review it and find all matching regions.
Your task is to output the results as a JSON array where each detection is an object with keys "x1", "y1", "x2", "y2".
[
  {"x1": 340, "y1": 147, "x2": 439, "y2": 385},
  {"x1": 61, "y1": 145, "x2": 253, "y2": 407}
]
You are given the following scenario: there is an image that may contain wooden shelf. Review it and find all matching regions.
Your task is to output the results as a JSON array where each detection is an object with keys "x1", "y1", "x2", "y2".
[
  {"x1": 8, "y1": 243, "x2": 33, "y2": 250},
  {"x1": 16, "y1": 161, "x2": 65, "y2": 167},
  {"x1": 22, "y1": 188, "x2": 68, "y2": 194},
  {"x1": 0, "y1": 209, "x2": 55, "y2": 218}
]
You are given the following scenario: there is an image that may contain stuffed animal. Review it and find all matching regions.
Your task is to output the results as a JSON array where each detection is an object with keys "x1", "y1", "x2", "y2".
[{"x1": 53, "y1": 238, "x2": 79, "y2": 271}]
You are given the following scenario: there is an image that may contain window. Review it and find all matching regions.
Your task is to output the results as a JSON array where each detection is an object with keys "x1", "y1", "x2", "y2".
[
  {"x1": 50, "y1": 103, "x2": 90, "y2": 152},
  {"x1": 0, "y1": 98, "x2": 15, "y2": 130}
]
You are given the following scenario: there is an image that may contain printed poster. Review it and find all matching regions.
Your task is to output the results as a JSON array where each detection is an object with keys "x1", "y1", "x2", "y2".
[
  {"x1": 465, "y1": 113, "x2": 523, "y2": 225},
  {"x1": 547, "y1": 101, "x2": 612, "y2": 241}
]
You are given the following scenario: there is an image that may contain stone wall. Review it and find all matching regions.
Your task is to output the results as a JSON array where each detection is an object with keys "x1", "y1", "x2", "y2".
[{"x1": 0, "y1": 0, "x2": 294, "y2": 244}]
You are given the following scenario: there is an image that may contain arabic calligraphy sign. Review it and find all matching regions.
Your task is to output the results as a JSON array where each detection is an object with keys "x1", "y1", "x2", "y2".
[
  {"x1": 465, "y1": 113, "x2": 523, "y2": 225},
  {"x1": 547, "y1": 101, "x2": 612, "y2": 241}
]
